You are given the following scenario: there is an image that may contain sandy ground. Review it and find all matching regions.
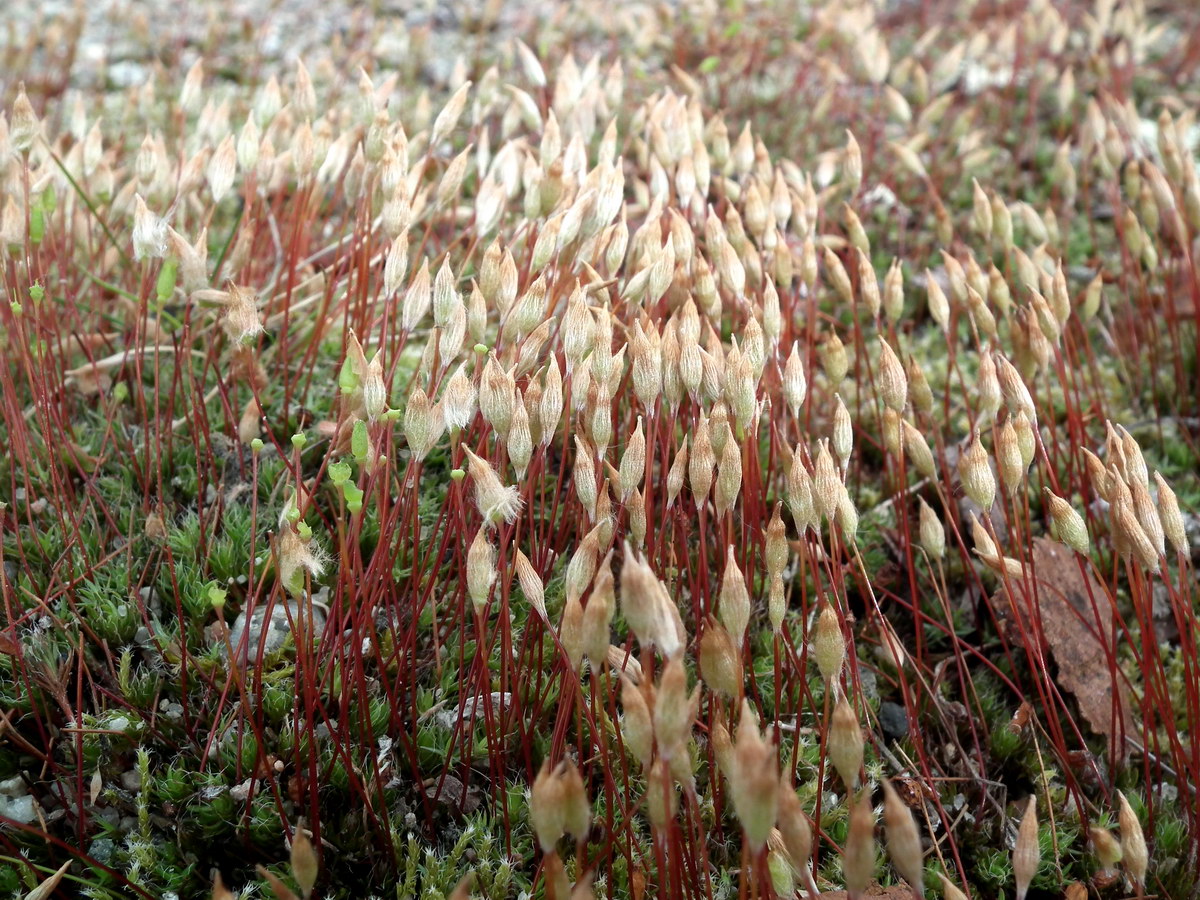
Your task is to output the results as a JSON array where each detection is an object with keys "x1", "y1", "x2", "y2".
[{"x1": 2, "y1": 0, "x2": 559, "y2": 96}]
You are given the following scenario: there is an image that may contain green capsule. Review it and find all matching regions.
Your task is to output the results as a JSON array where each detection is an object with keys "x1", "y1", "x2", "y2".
[
  {"x1": 338, "y1": 355, "x2": 359, "y2": 393},
  {"x1": 343, "y1": 482, "x2": 364, "y2": 514},
  {"x1": 351, "y1": 419, "x2": 369, "y2": 461},
  {"x1": 28, "y1": 202, "x2": 44, "y2": 244},
  {"x1": 207, "y1": 583, "x2": 227, "y2": 610},
  {"x1": 156, "y1": 257, "x2": 178, "y2": 302}
]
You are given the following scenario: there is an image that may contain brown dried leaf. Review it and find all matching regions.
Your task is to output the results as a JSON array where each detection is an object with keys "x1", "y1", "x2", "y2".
[
  {"x1": 999, "y1": 538, "x2": 1134, "y2": 761},
  {"x1": 816, "y1": 887, "x2": 916, "y2": 900}
]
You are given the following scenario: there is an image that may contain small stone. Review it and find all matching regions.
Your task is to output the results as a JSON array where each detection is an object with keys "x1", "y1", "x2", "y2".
[
  {"x1": 879, "y1": 701, "x2": 909, "y2": 741},
  {"x1": 0, "y1": 795, "x2": 35, "y2": 824},
  {"x1": 857, "y1": 666, "x2": 878, "y2": 702},
  {"x1": 88, "y1": 837, "x2": 117, "y2": 864},
  {"x1": 223, "y1": 599, "x2": 327, "y2": 665},
  {"x1": 0, "y1": 778, "x2": 35, "y2": 825},
  {"x1": 433, "y1": 692, "x2": 512, "y2": 731}
]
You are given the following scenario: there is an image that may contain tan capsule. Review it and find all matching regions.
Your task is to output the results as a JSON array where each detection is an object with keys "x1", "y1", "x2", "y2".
[
  {"x1": 506, "y1": 395, "x2": 533, "y2": 479},
  {"x1": 1013, "y1": 796, "x2": 1040, "y2": 900},
  {"x1": 883, "y1": 258, "x2": 905, "y2": 323},
  {"x1": 654, "y1": 655, "x2": 698, "y2": 761},
  {"x1": 1045, "y1": 490, "x2": 1089, "y2": 554},
  {"x1": 618, "y1": 416, "x2": 646, "y2": 500},
  {"x1": 719, "y1": 546, "x2": 751, "y2": 646},
  {"x1": 844, "y1": 791, "x2": 876, "y2": 900},
  {"x1": 812, "y1": 604, "x2": 845, "y2": 683},
  {"x1": 832, "y1": 394, "x2": 853, "y2": 468},
  {"x1": 290, "y1": 822, "x2": 319, "y2": 899},
  {"x1": 619, "y1": 674, "x2": 653, "y2": 767},
  {"x1": 882, "y1": 408, "x2": 902, "y2": 458},
  {"x1": 883, "y1": 780, "x2": 924, "y2": 897},
  {"x1": 466, "y1": 528, "x2": 496, "y2": 614},
  {"x1": 776, "y1": 772, "x2": 814, "y2": 879},
  {"x1": 768, "y1": 571, "x2": 786, "y2": 635},
  {"x1": 1089, "y1": 826, "x2": 1122, "y2": 876},
  {"x1": 560, "y1": 593, "x2": 585, "y2": 673},
  {"x1": 479, "y1": 352, "x2": 515, "y2": 436},
  {"x1": 939, "y1": 873, "x2": 969, "y2": 900},
  {"x1": 926, "y1": 270, "x2": 950, "y2": 332},
  {"x1": 1082, "y1": 447, "x2": 1111, "y2": 502},
  {"x1": 907, "y1": 357, "x2": 934, "y2": 416},
  {"x1": 902, "y1": 420, "x2": 936, "y2": 479},
  {"x1": 876, "y1": 337, "x2": 908, "y2": 413},
  {"x1": 996, "y1": 419, "x2": 1024, "y2": 497},
  {"x1": 402, "y1": 259, "x2": 433, "y2": 333},
  {"x1": 819, "y1": 331, "x2": 849, "y2": 386},
  {"x1": 828, "y1": 693, "x2": 864, "y2": 791},
  {"x1": 959, "y1": 429, "x2": 996, "y2": 510},
  {"x1": 1115, "y1": 487, "x2": 1160, "y2": 572},
  {"x1": 514, "y1": 550, "x2": 547, "y2": 621},
  {"x1": 969, "y1": 511, "x2": 998, "y2": 560},
  {"x1": 843, "y1": 130, "x2": 863, "y2": 193},
  {"x1": 995, "y1": 352, "x2": 1037, "y2": 425},
  {"x1": 620, "y1": 545, "x2": 670, "y2": 652},
  {"x1": 710, "y1": 717, "x2": 734, "y2": 781},
  {"x1": 787, "y1": 447, "x2": 817, "y2": 533},
  {"x1": 783, "y1": 341, "x2": 808, "y2": 415},
  {"x1": 689, "y1": 414, "x2": 715, "y2": 506},
  {"x1": 731, "y1": 700, "x2": 779, "y2": 851},
  {"x1": 989, "y1": 263, "x2": 1012, "y2": 317},
  {"x1": 629, "y1": 487, "x2": 647, "y2": 548},
  {"x1": 977, "y1": 350, "x2": 1002, "y2": 422},
  {"x1": 918, "y1": 497, "x2": 945, "y2": 560},
  {"x1": 646, "y1": 758, "x2": 677, "y2": 829},
  {"x1": 573, "y1": 436, "x2": 597, "y2": 518},
  {"x1": 531, "y1": 758, "x2": 589, "y2": 854},
  {"x1": 845, "y1": 205, "x2": 870, "y2": 255},
  {"x1": 1117, "y1": 792, "x2": 1148, "y2": 890},
  {"x1": 715, "y1": 437, "x2": 743, "y2": 518},
  {"x1": 855, "y1": 247, "x2": 881, "y2": 318},
  {"x1": 1153, "y1": 472, "x2": 1188, "y2": 556},
  {"x1": 1013, "y1": 410, "x2": 1036, "y2": 469},
  {"x1": 594, "y1": 479, "x2": 614, "y2": 545},
  {"x1": 765, "y1": 503, "x2": 789, "y2": 577},
  {"x1": 698, "y1": 617, "x2": 742, "y2": 700},
  {"x1": 837, "y1": 488, "x2": 859, "y2": 542},
  {"x1": 1130, "y1": 476, "x2": 1165, "y2": 558},
  {"x1": 972, "y1": 178, "x2": 993, "y2": 238},
  {"x1": 814, "y1": 441, "x2": 842, "y2": 523},
  {"x1": 666, "y1": 441, "x2": 688, "y2": 510}
]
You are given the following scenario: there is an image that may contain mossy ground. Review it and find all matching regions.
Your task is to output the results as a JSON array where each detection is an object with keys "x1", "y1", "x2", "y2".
[{"x1": 3, "y1": 1, "x2": 1200, "y2": 899}]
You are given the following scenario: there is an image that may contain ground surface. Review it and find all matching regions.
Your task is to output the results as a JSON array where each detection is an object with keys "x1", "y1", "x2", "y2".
[{"x1": 2, "y1": 1, "x2": 1200, "y2": 899}]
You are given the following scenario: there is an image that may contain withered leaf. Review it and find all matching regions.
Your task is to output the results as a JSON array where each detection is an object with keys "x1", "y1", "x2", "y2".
[
  {"x1": 998, "y1": 538, "x2": 1134, "y2": 762},
  {"x1": 817, "y1": 887, "x2": 917, "y2": 900}
]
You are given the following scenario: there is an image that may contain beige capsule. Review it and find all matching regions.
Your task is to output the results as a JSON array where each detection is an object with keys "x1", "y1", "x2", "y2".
[
  {"x1": 844, "y1": 791, "x2": 876, "y2": 900},
  {"x1": 883, "y1": 779, "x2": 924, "y2": 897},
  {"x1": 828, "y1": 692, "x2": 864, "y2": 791},
  {"x1": 1013, "y1": 796, "x2": 1040, "y2": 900}
]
